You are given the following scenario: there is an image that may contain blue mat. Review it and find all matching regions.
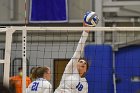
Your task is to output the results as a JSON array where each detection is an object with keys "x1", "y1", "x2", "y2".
[
  {"x1": 115, "y1": 45, "x2": 140, "y2": 93},
  {"x1": 84, "y1": 45, "x2": 114, "y2": 93}
]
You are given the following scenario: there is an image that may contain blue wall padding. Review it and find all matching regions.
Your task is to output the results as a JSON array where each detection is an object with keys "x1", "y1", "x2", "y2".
[
  {"x1": 84, "y1": 45, "x2": 114, "y2": 93},
  {"x1": 115, "y1": 45, "x2": 140, "y2": 93}
]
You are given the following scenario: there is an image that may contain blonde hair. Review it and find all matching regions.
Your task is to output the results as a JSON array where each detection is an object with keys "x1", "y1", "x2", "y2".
[{"x1": 36, "y1": 67, "x2": 49, "y2": 78}]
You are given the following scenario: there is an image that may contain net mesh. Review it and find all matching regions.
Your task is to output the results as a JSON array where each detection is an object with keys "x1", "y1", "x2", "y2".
[{"x1": 0, "y1": 27, "x2": 140, "y2": 93}]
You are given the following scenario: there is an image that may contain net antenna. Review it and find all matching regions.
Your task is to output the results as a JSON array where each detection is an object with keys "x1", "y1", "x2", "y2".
[{"x1": 0, "y1": 27, "x2": 15, "y2": 87}]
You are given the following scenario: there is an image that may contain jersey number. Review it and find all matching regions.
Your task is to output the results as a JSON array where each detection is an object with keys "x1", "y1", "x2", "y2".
[
  {"x1": 76, "y1": 82, "x2": 83, "y2": 91},
  {"x1": 31, "y1": 82, "x2": 39, "y2": 91}
]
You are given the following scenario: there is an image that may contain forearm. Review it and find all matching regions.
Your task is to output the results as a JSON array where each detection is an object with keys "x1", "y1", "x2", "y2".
[
  {"x1": 64, "y1": 31, "x2": 89, "y2": 74},
  {"x1": 72, "y1": 31, "x2": 88, "y2": 59}
]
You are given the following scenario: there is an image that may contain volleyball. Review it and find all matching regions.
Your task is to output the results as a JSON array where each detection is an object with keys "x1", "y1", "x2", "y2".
[{"x1": 84, "y1": 11, "x2": 99, "y2": 26}]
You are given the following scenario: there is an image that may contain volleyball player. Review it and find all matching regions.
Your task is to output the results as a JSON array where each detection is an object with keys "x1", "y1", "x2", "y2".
[
  {"x1": 26, "y1": 67, "x2": 52, "y2": 93},
  {"x1": 10, "y1": 67, "x2": 31, "y2": 93},
  {"x1": 54, "y1": 23, "x2": 90, "y2": 93},
  {"x1": 29, "y1": 67, "x2": 37, "y2": 82}
]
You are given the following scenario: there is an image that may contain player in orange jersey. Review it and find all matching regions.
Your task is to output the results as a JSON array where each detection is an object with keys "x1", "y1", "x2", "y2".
[{"x1": 10, "y1": 67, "x2": 31, "y2": 93}]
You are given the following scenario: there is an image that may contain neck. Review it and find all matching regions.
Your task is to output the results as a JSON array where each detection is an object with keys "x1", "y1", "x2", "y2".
[
  {"x1": 80, "y1": 72, "x2": 85, "y2": 78},
  {"x1": 79, "y1": 73, "x2": 82, "y2": 77}
]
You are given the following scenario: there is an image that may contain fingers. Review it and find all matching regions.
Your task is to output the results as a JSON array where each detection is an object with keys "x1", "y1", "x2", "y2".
[
  {"x1": 83, "y1": 22, "x2": 90, "y2": 33},
  {"x1": 83, "y1": 22, "x2": 88, "y2": 27}
]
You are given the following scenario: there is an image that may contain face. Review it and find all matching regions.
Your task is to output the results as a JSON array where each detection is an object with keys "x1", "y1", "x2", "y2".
[
  {"x1": 77, "y1": 59, "x2": 87, "y2": 77},
  {"x1": 44, "y1": 69, "x2": 51, "y2": 80},
  {"x1": 18, "y1": 69, "x2": 23, "y2": 77}
]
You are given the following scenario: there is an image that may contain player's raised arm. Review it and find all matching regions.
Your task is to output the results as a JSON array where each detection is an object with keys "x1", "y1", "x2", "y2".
[
  {"x1": 63, "y1": 11, "x2": 99, "y2": 75},
  {"x1": 63, "y1": 23, "x2": 89, "y2": 74}
]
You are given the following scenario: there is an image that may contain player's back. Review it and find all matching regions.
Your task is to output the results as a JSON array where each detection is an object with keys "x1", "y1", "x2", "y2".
[{"x1": 26, "y1": 78, "x2": 52, "y2": 93}]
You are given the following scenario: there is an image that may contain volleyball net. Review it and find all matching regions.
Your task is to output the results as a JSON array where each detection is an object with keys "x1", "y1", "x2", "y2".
[{"x1": 0, "y1": 26, "x2": 140, "y2": 93}]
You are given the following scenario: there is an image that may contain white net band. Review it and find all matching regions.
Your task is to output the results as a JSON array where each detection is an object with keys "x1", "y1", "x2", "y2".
[{"x1": 1, "y1": 26, "x2": 140, "y2": 32}]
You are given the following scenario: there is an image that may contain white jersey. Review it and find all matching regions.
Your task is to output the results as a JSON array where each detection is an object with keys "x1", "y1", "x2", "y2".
[
  {"x1": 26, "y1": 78, "x2": 52, "y2": 93},
  {"x1": 54, "y1": 31, "x2": 89, "y2": 93}
]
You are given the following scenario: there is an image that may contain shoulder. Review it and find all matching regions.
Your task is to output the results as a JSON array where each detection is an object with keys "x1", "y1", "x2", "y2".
[
  {"x1": 40, "y1": 80, "x2": 52, "y2": 88},
  {"x1": 81, "y1": 77, "x2": 87, "y2": 81},
  {"x1": 28, "y1": 80, "x2": 51, "y2": 87},
  {"x1": 10, "y1": 76, "x2": 21, "y2": 80},
  {"x1": 66, "y1": 75, "x2": 77, "y2": 80},
  {"x1": 44, "y1": 80, "x2": 51, "y2": 85},
  {"x1": 26, "y1": 77, "x2": 31, "y2": 81},
  {"x1": 64, "y1": 75, "x2": 80, "y2": 85}
]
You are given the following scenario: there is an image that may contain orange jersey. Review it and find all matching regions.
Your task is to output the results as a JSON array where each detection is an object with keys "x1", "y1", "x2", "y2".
[{"x1": 10, "y1": 76, "x2": 31, "y2": 93}]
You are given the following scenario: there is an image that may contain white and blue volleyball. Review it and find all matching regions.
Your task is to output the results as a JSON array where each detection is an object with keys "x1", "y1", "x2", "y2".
[{"x1": 84, "y1": 11, "x2": 99, "y2": 26}]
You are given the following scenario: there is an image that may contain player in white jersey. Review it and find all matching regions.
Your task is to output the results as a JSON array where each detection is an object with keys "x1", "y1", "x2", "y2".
[
  {"x1": 54, "y1": 23, "x2": 90, "y2": 93},
  {"x1": 26, "y1": 67, "x2": 52, "y2": 93}
]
